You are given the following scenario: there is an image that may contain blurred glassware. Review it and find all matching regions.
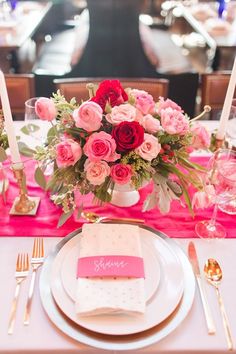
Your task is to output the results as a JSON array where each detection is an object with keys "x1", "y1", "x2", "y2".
[
  {"x1": 24, "y1": 97, "x2": 50, "y2": 144},
  {"x1": 25, "y1": 97, "x2": 40, "y2": 124},
  {"x1": 195, "y1": 149, "x2": 236, "y2": 239}
]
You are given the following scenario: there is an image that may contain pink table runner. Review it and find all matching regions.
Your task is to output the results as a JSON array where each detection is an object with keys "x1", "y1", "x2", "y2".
[{"x1": 0, "y1": 157, "x2": 235, "y2": 238}]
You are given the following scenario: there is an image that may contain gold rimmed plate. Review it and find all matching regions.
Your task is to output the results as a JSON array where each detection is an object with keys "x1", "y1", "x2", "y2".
[{"x1": 39, "y1": 224, "x2": 195, "y2": 351}]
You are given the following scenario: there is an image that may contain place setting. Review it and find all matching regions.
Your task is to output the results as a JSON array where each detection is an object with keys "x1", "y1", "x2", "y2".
[{"x1": 39, "y1": 222, "x2": 196, "y2": 350}]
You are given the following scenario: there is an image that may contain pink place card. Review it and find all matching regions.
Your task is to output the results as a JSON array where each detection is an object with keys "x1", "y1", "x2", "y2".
[{"x1": 77, "y1": 255, "x2": 145, "y2": 278}]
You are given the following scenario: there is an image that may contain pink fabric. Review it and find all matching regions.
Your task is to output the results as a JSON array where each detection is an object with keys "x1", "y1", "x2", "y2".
[
  {"x1": 77, "y1": 256, "x2": 145, "y2": 278},
  {"x1": 0, "y1": 157, "x2": 235, "y2": 238}
]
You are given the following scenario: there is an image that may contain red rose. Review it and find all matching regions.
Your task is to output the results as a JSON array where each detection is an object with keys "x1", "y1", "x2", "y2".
[
  {"x1": 91, "y1": 80, "x2": 128, "y2": 111},
  {"x1": 112, "y1": 121, "x2": 144, "y2": 152}
]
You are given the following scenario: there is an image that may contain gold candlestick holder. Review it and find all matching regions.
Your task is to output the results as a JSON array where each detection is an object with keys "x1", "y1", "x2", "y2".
[{"x1": 10, "y1": 165, "x2": 40, "y2": 215}]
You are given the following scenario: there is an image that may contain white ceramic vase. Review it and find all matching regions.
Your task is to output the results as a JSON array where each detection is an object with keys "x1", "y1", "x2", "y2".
[{"x1": 110, "y1": 183, "x2": 140, "y2": 207}]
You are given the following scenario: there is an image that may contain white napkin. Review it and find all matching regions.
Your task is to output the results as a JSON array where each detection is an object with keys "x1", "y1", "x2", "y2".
[{"x1": 75, "y1": 223, "x2": 145, "y2": 316}]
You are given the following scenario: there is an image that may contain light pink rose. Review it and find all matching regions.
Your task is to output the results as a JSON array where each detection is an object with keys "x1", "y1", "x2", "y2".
[
  {"x1": 136, "y1": 133, "x2": 161, "y2": 161},
  {"x1": 35, "y1": 97, "x2": 57, "y2": 121},
  {"x1": 106, "y1": 104, "x2": 136, "y2": 125},
  {"x1": 56, "y1": 139, "x2": 82, "y2": 168},
  {"x1": 85, "y1": 160, "x2": 110, "y2": 185},
  {"x1": 192, "y1": 185, "x2": 215, "y2": 209},
  {"x1": 139, "y1": 114, "x2": 161, "y2": 133},
  {"x1": 160, "y1": 108, "x2": 189, "y2": 135},
  {"x1": 191, "y1": 123, "x2": 211, "y2": 149},
  {"x1": 130, "y1": 89, "x2": 155, "y2": 115},
  {"x1": 110, "y1": 164, "x2": 132, "y2": 185},
  {"x1": 73, "y1": 101, "x2": 102, "y2": 132},
  {"x1": 84, "y1": 131, "x2": 120, "y2": 162},
  {"x1": 157, "y1": 97, "x2": 183, "y2": 115}
]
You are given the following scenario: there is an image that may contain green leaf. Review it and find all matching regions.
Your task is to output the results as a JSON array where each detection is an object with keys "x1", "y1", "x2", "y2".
[
  {"x1": 0, "y1": 146, "x2": 7, "y2": 162},
  {"x1": 57, "y1": 209, "x2": 74, "y2": 228},
  {"x1": 178, "y1": 176, "x2": 194, "y2": 216},
  {"x1": 21, "y1": 124, "x2": 40, "y2": 135},
  {"x1": 47, "y1": 126, "x2": 57, "y2": 143},
  {"x1": 178, "y1": 156, "x2": 206, "y2": 171},
  {"x1": 94, "y1": 189, "x2": 112, "y2": 203},
  {"x1": 18, "y1": 142, "x2": 36, "y2": 157},
  {"x1": 34, "y1": 166, "x2": 47, "y2": 190}
]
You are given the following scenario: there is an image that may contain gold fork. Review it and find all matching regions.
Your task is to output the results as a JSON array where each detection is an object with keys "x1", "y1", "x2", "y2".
[
  {"x1": 23, "y1": 238, "x2": 44, "y2": 325},
  {"x1": 8, "y1": 253, "x2": 29, "y2": 335}
]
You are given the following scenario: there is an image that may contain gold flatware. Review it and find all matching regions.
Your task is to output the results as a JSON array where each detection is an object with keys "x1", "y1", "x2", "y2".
[
  {"x1": 8, "y1": 253, "x2": 29, "y2": 335},
  {"x1": 188, "y1": 242, "x2": 216, "y2": 335},
  {"x1": 23, "y1": 238, "x2": 44, "y2": 325},
  {"x1": 81, "y1": 211, "x2": 144, "y2": 224},
  {"x1": 204, "y1": 258, "x2": 234, "y2": 351}
]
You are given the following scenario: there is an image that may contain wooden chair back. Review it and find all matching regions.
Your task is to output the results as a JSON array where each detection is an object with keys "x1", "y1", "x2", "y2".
[
  {"x1": 53, "y1": 77, "x2": 169, "y2": 103},
  {"x1": 201, "y1": 72, "x2": 236, "y2": 119},
  {"x1": 0, "y1": 74, "x2": 35, "y2": 118},
  {"x1": 156, "y1": 72, "x2": 199, "y2": 118}
]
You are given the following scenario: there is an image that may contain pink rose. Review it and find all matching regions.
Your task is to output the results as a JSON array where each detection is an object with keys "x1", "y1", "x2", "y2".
[
  {"x1": 136, "y1": 133, "x2": 161, "y2": 161},
  {"x1": 130, "y1": 89, "x2": 155, "y2": 115},
  {"x1": 106, "y1": 104, "x2": 136, "y2": 125},
  {"x1": 73, "y1": 101, "x2": 102, "y2": 132},
  {"x1": 139, "y1": 114, "x2": 161, "y2": 133},
  {"x1": 110, "y1": 164, "x2": 132, "y2": 185},
  {"x1": 157, "y1": 97, "x2": 183, "y2": 115},
  {"x1": 85, "y1": 160, "x2": 110, "y2": 185},
  {"x1": 192, "y1": 185, "x2": 215, "y2": 209},
  {"x1": 84, "y1": 131, "x2": 120, "y2": 162},
  {"x1": 56, "y1": 139, "x2": 82, "y2": 168},
  {"x1": 160, "y1": 108, "x2": 189, "y2": 135},
  {"x1": 35, "y1": 97, "x2": 57, "y2": 121},
  {"x1": 191, "y1": 123, "x2": 211, "y2": 149}
]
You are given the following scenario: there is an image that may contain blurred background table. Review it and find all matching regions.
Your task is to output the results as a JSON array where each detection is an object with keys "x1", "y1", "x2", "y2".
[
  {"x1": 0, "y1": 1, "x2": 52, "y2": 73},
  {"x1": 161, "y1": 1, "x2": 236, "y2": 72}
]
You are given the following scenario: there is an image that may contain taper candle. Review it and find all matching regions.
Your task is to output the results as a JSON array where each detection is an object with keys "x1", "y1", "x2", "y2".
[
  {"x1": 216, "y1": 55, "x2": 236, "y2": 140},
  {"x1": 0, "y1": 70, "x2": 23, "y2": 169}
]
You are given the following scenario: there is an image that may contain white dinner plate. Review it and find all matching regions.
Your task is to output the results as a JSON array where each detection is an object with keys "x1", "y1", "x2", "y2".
[
  {"x1": 60, "y1": 235, "x2": 161, "y2": 303},
  {"x1": 50, "y1": 226, "x2": 184, "y2": 335}
]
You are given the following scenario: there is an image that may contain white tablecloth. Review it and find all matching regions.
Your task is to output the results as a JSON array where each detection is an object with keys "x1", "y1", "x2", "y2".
[{"x1": 1, "y1": 237, "x2": 236, "y2": 354}]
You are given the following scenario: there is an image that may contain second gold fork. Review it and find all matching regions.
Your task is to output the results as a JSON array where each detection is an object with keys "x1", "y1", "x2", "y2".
[{"x1": 23, "y1": 238, "x2": 44, "y2": 325}]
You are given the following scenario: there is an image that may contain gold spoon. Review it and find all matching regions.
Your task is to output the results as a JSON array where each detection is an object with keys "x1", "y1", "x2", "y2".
[
  {"x1": 204, "y1": 258, "x2": 234, "y2": 351},
  {"x1": 81, "y1": 211, "x2": 144, "y2": 224}
]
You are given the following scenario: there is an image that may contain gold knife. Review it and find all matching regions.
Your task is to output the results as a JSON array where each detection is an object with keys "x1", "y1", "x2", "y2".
[{"x1": 188, "y1": 241, "x2": 216, "y2": 335}]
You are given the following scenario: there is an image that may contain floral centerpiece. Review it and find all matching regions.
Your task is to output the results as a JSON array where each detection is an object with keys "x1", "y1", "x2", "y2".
[{"x1": 23, "y1": 80, "x2": 210, "y2": 226}]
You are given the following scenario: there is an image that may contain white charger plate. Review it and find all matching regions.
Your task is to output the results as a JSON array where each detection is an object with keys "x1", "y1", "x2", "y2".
[
  {"x1": 50, "y1": 226, "x2": 184, "y2": 335},
  {"x1": 39, "y1": 225, "x2": 195, "y2": 351}
]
